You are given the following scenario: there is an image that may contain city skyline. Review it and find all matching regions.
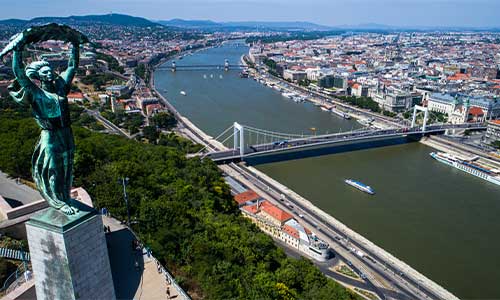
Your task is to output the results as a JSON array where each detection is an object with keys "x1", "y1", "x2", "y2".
[{"x1": 2, "y1": 0, "x2": 500, "y2": 28}]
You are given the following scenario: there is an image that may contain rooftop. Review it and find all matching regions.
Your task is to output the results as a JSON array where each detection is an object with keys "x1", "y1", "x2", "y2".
[
  {"x1": 234, "y1": 190, "x2": 261, "y2": 206},
  {"x1": 260, "y1": 201, "x2": 293, "y2": 223},
  {"x1": 282, "y1": 224, "x2": 300, "y2": 240}
]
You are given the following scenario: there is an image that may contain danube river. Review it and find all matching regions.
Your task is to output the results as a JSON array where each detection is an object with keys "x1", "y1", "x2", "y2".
[{"x1": 154, "y1": 41, "x2": 500, "y2": 299}]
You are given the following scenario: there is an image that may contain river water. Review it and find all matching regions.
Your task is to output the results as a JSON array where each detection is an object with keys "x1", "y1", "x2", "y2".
[{"x1": 154, "y1": 41, "x2": 500, "y2": 299}]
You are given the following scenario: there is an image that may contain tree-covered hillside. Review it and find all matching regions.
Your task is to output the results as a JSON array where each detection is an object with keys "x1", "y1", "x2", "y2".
[{"x1": 0, "y1": 98, "x2": 359, "y2": 300}]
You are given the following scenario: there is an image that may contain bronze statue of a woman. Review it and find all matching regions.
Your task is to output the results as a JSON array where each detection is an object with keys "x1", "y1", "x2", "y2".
[{"x1": 0, "y1": 24, "x2": 89, "y2": 215}]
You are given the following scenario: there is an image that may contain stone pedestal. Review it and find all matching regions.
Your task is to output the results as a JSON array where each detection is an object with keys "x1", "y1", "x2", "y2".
[{"x1": 26, "y1": 206, "x2": 116, "y2": 300}]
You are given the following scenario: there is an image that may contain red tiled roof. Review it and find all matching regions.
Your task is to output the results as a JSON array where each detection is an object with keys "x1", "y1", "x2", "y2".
[
  {"x1": 283, "y1": 225, "x2": 300, "y2": 239},
  {"x1": 234, "y1": 190, "x2": 260, "y2": 205},
  {"x1": 67, "y1": 92, "x2": 84, "y2": 99},
  {"x1": 447, "y1": 73, "x2": 470, "y2": 81},
  {"x1": 468, "y1": 106, "x2": 484, "y2": 116},
  {"x1": 489, "y1": 120, "x2": 500, "y2": 125},
  {"x1": 242, "y1": 204, "x2": 258, "y2": 215},
  {"x1": 260, "y1": 201, "x2": 293, "y2": 223}
]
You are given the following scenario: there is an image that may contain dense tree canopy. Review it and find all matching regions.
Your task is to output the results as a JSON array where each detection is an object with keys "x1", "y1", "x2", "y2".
[
  {"x1": 337, "y1": 95, "x2": 381, "y2": 113},
  {"x1": 0, "y1": 96, "x2": 359, "y2": 300},
  {"x1": 96, "y1": 52, "x2": 125, "y2": 74}
]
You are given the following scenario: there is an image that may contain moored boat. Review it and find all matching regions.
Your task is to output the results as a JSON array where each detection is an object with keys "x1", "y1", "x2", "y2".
[
  {"x1": 330, "y1": 107, "x2": 351, "y2": 119},
  {"x1": 430, "y1": 152, "x2": 500, "y2": 186}
]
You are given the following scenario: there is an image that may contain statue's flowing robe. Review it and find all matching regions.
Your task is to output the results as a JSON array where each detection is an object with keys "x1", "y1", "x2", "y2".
[{"x1": 8, "y1": 78, "x2": 75, "y2": 209}]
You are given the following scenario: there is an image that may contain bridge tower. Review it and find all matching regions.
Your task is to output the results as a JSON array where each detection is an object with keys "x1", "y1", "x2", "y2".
[
  {"x1": 224, "y1": 59, "x2": 229, "y2": 71},
  {"x1": 171, "y1": 61, "x2": 176, "y2": 72},
  {"x1": 411, "y1": 105, "x2": 429, "y2": 131},
  {"x1": 233, "y1": 122, "x2": 245, "y2": 156}
]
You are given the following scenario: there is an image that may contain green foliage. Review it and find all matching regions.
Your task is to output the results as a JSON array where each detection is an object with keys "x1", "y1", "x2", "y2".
[
  {"x1": 246, "y1": 31, "x2": 344, "y2": 44},
  {"x1": 382, "y1": 110, "x2": 397, "y2": 117},
  {"x1": 428, "y1": 111, "x2": 448, "y2": 124},
  {"x1": 150, "y1": 112, "x2": 177, "y2": 130},
  {"x1": 158, "y1": 133, "x2": 203, "y2": 153},
  {"x1": 142, "y1": 126, "x2": 159, "y2": 144},
  {"x1": 492, "y1": 140, "x2": 500, "y2": 149},
  {"x1": 69, "y1": 105, "x2": 106, "y2": 131},
  {"x1": 134, "y1": 64, "x2": 147, "y2": 81},
  {"x1": 80, "y1": 73, "x2": 116, "y2": 90},
  {"x1": 298, "y1": 79, "x2": 311, "y2": 87},
  {"x1": 96, "y1": 52, "x2": 125, "y2": 74},
  {"x1": 101, "y1": 110, "x2": 144, "y2": 133},
  {"x1": 0, "y1": 113, "x2": 39, "y2": 179},
  {"x1": 338, "y1": 96, "x2": 381, "y2": 113},
  {"x1": 263, "y1": 58, "x2": 277, "y2": 70},
  {"x1": 0, "y1": 108, "x2": 359, "y2": 300},
  {"x1": 403, "y1": 111, "x2": 412, "y2": 119}
]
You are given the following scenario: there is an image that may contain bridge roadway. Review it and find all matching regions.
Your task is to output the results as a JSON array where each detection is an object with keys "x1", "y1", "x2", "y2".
[
  {"x1": 156, "y1": 64, "x2": 246, "y2": 70},
  {"x1": 207, "y1": 123, "x2": 486, "y2": 163},
  {"x1": 150, "y1": 68, "x2": 462, "y2": 300}
]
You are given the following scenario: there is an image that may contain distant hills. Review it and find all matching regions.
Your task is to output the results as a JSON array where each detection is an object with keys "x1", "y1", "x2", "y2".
[
  {"x1": 0, "y1": 14, "x2": 499, "y2": 32},
  {"x1": 0, "y1": 13, "x2": 161, "y2": 28},
  {"x1": 0, "y1": 14, "x2": 334, "y2": 31},
  {"x1": 159, "y1": 19, "x2": 220, "y2": 29},
  {"x1": 156, "y1": 19, "x2": 500, "y2": 32},
  {"x1": 158, "y1": 19, "x2": 333, "y2": 31}
]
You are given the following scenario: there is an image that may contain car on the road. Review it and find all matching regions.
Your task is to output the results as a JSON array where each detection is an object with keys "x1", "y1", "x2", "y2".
[{"x1": 298, "y1": 214, "x2": 304, "y2": 218}]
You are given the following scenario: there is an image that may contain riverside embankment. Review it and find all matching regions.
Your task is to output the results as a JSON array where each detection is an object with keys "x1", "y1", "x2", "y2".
[{"x1": 152, "y1": 40, "x2": 500, "y2": 299}]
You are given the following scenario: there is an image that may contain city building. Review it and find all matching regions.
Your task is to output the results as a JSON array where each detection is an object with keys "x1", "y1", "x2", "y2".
[
  {"x1": 234, "y1": 190, "x2": 261, "y2": 207},
  {"x1": 486, "y1": 120, "x2": 500, "y2": 141},
  {"x1": 371, "y1": 86, "x2": 413, "y2": 112},
  {"x1": 106, "y1": 85, "x2": 129, "y2": 97},
  {"x1": 67, "y1": 92, "x2": 85, "y2": 104},
  {"x1": 427, "y1": 93, "x2": 500, "y2": 120},
  {"x1": 351, "y1": 83, "x2": 369, "y2": 97},
  {"x1": 239, "y1": 198, "x2": 329, "y2": 261},
  {"x1": 283, "y1": 69, "x2": 307, "y2": 82}
]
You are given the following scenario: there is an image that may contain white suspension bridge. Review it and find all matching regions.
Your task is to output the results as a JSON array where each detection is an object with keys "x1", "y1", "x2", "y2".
[{"x1": 196, "y1": 106, "x2": 486, "y2": 164}]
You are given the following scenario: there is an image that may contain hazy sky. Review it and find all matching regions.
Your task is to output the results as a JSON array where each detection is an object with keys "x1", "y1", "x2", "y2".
[{"x1": 2, "y1": 0, "x2": 500, "y2": 27}]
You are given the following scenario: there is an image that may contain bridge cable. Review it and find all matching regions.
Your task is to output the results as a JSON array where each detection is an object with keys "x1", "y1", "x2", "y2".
[
  {"x1": 195, "y1": 124, "x2": 234, "y2": 155},
  {"x1": 242, "y1": 124, "x2": 312, "y2": 138}
]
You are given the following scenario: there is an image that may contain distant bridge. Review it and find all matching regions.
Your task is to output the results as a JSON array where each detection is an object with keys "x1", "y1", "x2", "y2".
[{"x1": 156, "y1": 59, "x2": 246, "y2": 72}]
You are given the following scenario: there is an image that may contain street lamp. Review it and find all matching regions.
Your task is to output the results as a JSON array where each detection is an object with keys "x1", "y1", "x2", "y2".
[{"x1": 119, "y1": 177, "x2": 131, "y2": 227}]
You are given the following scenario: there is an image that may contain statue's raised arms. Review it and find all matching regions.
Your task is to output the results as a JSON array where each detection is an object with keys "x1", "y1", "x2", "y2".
[{"x1": 0, "y1": 24, "x2": 89, "y2": 215}]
